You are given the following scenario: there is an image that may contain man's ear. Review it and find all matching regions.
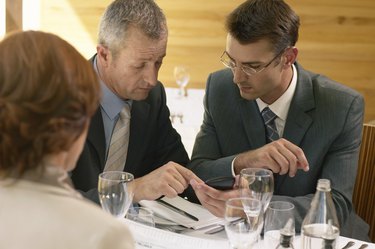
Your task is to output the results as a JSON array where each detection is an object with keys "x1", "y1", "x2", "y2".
[
  {"x1": 96, "y1": 44, "x2": 111, "y2": 68},
  {"x1": 283, "y1": 47, "x2": 298, "y2": 69}
]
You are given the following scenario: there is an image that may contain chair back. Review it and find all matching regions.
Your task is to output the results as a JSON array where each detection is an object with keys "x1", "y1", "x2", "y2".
[{"x1": 353, "y1": 123, "x2": 375, "y2": 242}]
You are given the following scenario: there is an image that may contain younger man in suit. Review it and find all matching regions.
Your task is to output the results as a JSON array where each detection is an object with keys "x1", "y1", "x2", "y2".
[
  {"x1": 71, "y1": 0, "x2": 201, "y2": 204},
  {"x1": 189, "y1": 0, "x2": 369, "y2": 240}
]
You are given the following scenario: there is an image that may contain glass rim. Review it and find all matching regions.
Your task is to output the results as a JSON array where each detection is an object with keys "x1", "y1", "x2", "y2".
[
  {"x1": 267, "y1": 201, "x2": 295, "y2": 211},
  {"x1": 98, "y1": 171, "x2": 134, "y2": 182}
]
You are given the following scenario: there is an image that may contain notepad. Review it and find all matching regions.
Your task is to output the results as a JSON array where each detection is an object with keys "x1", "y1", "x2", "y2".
[{"x1": 139, "y1": 196, "x2": 225, "y2": 230}]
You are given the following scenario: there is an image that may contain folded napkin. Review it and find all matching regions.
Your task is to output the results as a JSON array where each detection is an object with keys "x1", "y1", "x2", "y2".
[{"x1": 140, "y1": 196, "x2": 224, "y2": 230}]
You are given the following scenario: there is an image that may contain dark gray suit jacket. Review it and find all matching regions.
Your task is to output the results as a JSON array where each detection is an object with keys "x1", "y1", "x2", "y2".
[
  {"x1": 189, "y1": 63, "x2": 369, "y2": 240},
  {"x1": 71, "y1": 75, "x2": 189, "y2": 203}
]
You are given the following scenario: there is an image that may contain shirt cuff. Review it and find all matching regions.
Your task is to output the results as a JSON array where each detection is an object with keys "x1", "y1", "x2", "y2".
[{"x1": 231, "y1": 156, "x2": 237, "y2": 177}]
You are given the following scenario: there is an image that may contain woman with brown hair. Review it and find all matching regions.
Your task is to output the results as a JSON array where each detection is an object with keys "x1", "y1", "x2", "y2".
[{"x1": 0, "y1": 31, "x2": 133, "y2": 249}]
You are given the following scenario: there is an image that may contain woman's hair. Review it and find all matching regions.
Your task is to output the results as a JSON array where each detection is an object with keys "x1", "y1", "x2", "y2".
[
  {"x1": 98, "y1": 0, "x2": 167, "y2": 57},
  {"x1": 0, "y1": 31, "x2": 100, "y2": 177},
  {"x1": 226, "y1": 0, "x2": 300, "y2": 54}
]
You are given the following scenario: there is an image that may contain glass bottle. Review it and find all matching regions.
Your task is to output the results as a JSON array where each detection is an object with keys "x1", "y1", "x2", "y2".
[{"x1": 301, "y1": 179, "x2": 340, "y2": 249}]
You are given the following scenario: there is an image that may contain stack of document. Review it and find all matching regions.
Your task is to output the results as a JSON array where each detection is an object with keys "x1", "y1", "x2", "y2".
[{"x1": 139, "y1": 196, "x2": 225, "y2": 229}]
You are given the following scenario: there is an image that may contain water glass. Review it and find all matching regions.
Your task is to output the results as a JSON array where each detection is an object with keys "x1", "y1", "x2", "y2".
[
  {"x1": 239, "y1": 168, "x2": 274, "y2": 212},
  {"x1": 98, "y1": 171, "x2": 134, "y2": 218},
  {"x1": 264, "y1": 201, "x2": 295, "y2": 248},
  {"x1": 225, "y1": 197, "x2": 262, "y2": 249},
  {"x1": 127, "y1": 206, "x2": 155, "y2": 227}
]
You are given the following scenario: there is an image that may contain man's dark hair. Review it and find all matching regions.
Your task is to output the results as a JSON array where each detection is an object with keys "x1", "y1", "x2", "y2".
[{"x1": 226, "y1": 0, "x2": 300, "y2": 53}]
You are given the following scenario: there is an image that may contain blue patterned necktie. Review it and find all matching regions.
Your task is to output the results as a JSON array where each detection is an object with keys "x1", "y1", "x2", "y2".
[
  {"x1": 261, "y1": 107, "x2": 279, "y2": 143},
  {"x1": 261, "y1": 107, "x2": 280, "y2": 191}
]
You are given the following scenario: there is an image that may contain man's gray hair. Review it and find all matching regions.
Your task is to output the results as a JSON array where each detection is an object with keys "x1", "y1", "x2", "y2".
[{"x1": 98, "y1": 0, "x2": 167, "y2": 55}]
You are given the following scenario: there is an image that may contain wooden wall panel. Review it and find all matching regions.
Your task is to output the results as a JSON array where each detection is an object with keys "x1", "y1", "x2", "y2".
[
  {"x1": 39, "y1": 0, "x2": 375, "y2": 121},
  {"x1": 5, "y1": 0, "x2": 22, "y2": 33}
]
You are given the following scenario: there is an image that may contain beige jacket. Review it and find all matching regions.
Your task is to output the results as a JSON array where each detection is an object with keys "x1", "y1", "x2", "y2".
[{"x1": 0, "y1": 166, "x2": 134, "y2": 249}]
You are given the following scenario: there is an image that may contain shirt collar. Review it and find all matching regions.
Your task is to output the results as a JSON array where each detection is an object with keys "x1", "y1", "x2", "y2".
[
  {"x1": 256, "y1": 64, "x2": 297, "y2": 121},
  {"x1": 93, "y1": 56, "x2": 132, "y2": 120}
]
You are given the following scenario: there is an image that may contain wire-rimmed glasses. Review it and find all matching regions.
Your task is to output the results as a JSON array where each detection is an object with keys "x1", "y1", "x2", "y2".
[{"x1": 220, "y1": 48, "x2": 287, "y2": 76}]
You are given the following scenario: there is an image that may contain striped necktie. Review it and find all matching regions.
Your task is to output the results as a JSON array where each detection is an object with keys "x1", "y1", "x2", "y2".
[
  {"x1": 104, "y1": 104, "x2": 131, "y2": 172},
  {"x1": 261, "y1": 107, "x2": 279, "y2": 143}
]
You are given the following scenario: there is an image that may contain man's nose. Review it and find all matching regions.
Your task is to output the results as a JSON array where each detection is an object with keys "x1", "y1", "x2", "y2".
[
  {"x1": 144, "y1": 66, "x2": 158, "y2": 86},
  {"x1": 232, "y1": 66, "x2": 247, "y2": 84}
]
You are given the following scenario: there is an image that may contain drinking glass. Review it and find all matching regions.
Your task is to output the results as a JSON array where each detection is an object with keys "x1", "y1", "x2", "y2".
[
  {"x1": 98, "y1": 171, "x2": 134, "y2": 218},
  {"x1": 240, "y1": 168, "x2": 274, "y2": 243},
  {"x1": 264, "y1": 201, "x2": 295, "y2": 248},
  {"x1": 126, "y1": 206, "x2": 155, "y2": 227},
  {"x1": 239, "y1": 168, "x2": 274, "y2": 212},
  {"x1": 225, "y1": 197, "x2": 262, "y2": 249},
  {"x1": 173, "y1": 65, "x2": 190, "y2": 98}
]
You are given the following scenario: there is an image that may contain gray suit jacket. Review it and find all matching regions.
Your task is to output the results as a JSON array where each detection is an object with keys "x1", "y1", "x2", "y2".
[{"x1": 189, "y1": 63, "x2": 369, "y2": 240}]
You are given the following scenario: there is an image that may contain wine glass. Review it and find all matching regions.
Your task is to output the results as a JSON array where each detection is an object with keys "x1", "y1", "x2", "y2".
[
  {"x1": 98, "y1": 171, "x2": 134, "y2": 218},
  {"x1": 264, "y1": 201, "x2": 295, "y2": 248},
  {"x1": 240, "y1": 168, "x2": 274, "y2": 243},
  {"x1": 239, "y1": 168, "x2": 274, "y2": 212},
  {"x1": 173, "y1": 65, "x2": 190, "y2": 98},
  {"x1": 225, "y1": 197, "x2": 262, "y2": 249}
]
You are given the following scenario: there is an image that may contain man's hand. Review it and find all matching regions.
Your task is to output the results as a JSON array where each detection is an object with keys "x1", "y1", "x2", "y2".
[
  {"x1": 132, "y1": 162, "x2": 202, "y2": 203},
  {"x1": 190, "y1": 179, "x2": 240, "y2": 217},
  {"x1": 234, "y1": 138, "x2": 309, "y2": 176}
]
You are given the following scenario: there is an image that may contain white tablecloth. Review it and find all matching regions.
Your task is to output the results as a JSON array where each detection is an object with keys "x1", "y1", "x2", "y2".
[{"x1": 123, "y1": 218, "x2": 375, "y2": 249}]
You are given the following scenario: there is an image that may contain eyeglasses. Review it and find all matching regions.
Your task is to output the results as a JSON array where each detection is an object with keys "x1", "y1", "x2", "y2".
[{"x1": 220, "y1": 48, "x2": 287, "y2": 76}]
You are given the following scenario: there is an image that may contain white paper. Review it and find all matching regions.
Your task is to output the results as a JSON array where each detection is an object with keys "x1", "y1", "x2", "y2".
[
  {"x1": 123, "y1": 219, "x2": 229, "y2": 249},
  {"x1": 140, "y1": 196, "x2": 224, "y2": 229}
]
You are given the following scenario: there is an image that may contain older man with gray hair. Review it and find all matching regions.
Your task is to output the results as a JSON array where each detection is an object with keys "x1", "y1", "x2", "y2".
[{"x1": 71, "y1": 0, "x2": 201, "y2": 204}]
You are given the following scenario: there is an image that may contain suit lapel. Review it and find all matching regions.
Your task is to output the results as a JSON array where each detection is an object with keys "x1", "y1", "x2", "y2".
[
  {"x1": 283, "y1": 63, "x2": 314, "y2": 144},
  {"x1": 239, "y1": 99, "x2": 267, "y2": 149},
  {"x1": 87, "y1": 109, "x2": 106, "y2": 171},
  {"x1": 276, "y1": 63, "x2": 315, "y2": 191},
  {"x1": 125, "y1": 101, "x2": 150, "y2": 174}
]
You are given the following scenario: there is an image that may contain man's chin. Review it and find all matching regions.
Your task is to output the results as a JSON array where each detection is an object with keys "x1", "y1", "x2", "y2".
[
  {"x1": 239, "y1": 90, "x2": 257, "y2": 100},
  {"x1": 131, "y1": 91, "x2": 150, "y2": 101}
]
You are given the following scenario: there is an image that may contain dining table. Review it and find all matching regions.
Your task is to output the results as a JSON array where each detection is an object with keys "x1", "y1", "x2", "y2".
[{"x1": 122, "y1": 217, "x2": 375, "y2": 249}]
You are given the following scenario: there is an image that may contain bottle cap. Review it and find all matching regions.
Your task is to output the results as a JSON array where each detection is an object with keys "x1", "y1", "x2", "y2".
[{"x1": 317, "y1": 179, "x2": 331, "y2": 191}]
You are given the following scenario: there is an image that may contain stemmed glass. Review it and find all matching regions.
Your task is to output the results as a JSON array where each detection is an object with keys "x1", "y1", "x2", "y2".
[
  {"x1": 239, "y1": 168, "x2": 274, "y2": 212},
  {"x1": 173, "y1": 65, "x2": 190, "y2": 98},
  {"x1": 239, "y1": 168, "x2": 274, "y2": 241},
  {"x1": 225, "y1": 197, "x2": 262, "y2": 249},
  {"x1": 98, "y1": 171, "x2": 134, "y2": 219}
]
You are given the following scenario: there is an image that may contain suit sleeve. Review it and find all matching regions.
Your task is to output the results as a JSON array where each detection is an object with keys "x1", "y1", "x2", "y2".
[{"x1": 188, "y1": 74, "x2": 236, "y2": 181}]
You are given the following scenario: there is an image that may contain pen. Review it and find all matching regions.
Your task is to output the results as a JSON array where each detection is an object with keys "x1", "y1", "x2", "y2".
[{"x1": 157, "y1": 199, "x2": 199, "y2": 221}]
